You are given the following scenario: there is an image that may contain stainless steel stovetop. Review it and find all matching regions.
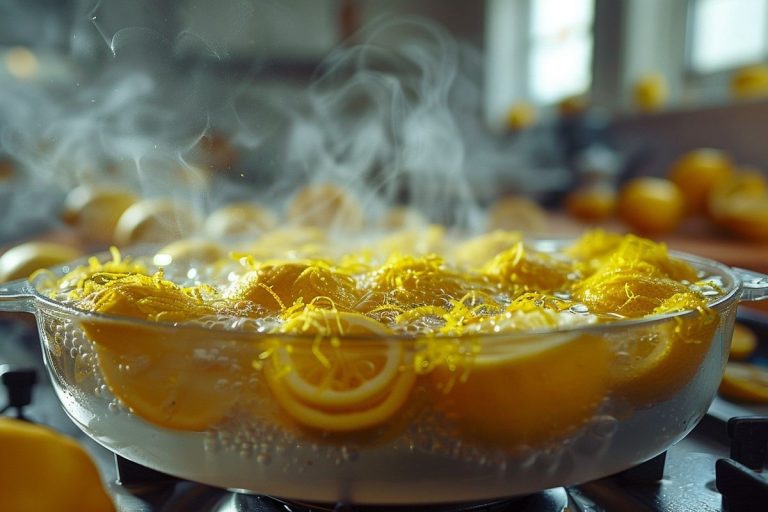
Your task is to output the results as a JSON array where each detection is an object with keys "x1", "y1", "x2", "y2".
[{"x1": 2, "y1": 311, "x2": 768, "y2": 512}]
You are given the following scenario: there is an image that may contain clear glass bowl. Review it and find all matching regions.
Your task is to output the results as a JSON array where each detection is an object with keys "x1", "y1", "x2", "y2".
[{"x1": 0, "y1": 249, "x2": 766, "y2": 505}]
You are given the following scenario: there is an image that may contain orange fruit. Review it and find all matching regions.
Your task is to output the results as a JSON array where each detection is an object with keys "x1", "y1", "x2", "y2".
[
  {"x1": 565, "y1": 184, "x2": 617, "y2": 222},
  {"x1": 265, "y1": 309, "x2": 415, "y2": 432},
  {"x1": 719, "y1": 362, "x2": 768, "y2": 403},
  {"x1": 667, "y1": 149, "x2": 733, "y2": 214},
  {"x1": 431, "y1": 333, "x2": 612, "y2": 452},
  {"x1": 729, "y1": 322, "x2": 758, "y2": 361},
  {"x1": 618, "y1": 177, "x2": 685, "y2": 235}
]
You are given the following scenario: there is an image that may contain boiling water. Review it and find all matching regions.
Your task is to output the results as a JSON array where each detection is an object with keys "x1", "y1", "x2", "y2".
[{"x1": 38, "y1": 310, "x2": 731, "y2": 504}]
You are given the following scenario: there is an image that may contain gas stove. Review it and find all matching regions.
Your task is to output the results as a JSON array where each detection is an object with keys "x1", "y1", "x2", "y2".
[{"x1": 2, "y1": 311, "x2": 768, "y2": 512}]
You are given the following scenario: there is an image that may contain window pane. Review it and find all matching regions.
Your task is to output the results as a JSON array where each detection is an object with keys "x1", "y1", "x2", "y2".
[
  {"x1": 690, "y1": 0, "x2": 768, "y2": 73},
  {"x1": 530, "y1": 35, "x2": 593, "y2": 103},
  {"x1": 531, "y1": 0, "x2": 594, "y2": 39}
]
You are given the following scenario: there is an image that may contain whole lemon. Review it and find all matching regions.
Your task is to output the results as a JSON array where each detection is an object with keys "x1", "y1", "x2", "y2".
[
  {"x1": 618, "y1": 177, "x2": 685, "y2": 235},
  {"x1": 668, "y1": 149, "x2": 733, "y2": 214}
]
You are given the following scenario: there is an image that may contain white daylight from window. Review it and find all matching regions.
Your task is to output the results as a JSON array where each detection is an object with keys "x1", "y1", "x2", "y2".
[
  {"x1": 529, "y1": 0, "x2": 594, "y2": 103},
  {"x1": 690, "y1": 0, "x2": 768, "y2": 73}
]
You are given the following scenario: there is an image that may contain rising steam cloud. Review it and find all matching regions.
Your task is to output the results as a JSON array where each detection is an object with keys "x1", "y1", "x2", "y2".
[{"x1": 0, "y1": 1, "x2": 568, "y2": 241}]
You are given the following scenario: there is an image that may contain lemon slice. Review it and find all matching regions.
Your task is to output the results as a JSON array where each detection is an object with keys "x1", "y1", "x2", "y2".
[
  {"x1": 266, "y1": 310, "x2": 415, "y2": 432},
  {"x1": 89, "y1": 323, "x2": 254, "y2": 431},
  {"x1": 719, "y1": 362, "x2": 768, "y2": 403},
  {"x1": 610, "y1": 312, "x2": 718, "y2": 405},
  {"x1": 729, "y1": 323, "x2": 758, "y2": 361},
  {"x1": 267, "y1": 369, "x2": 415, "y2": 432},
  {"x1": 275, "y1": 311, "x2": 401, "y2": 410},
  {"x1": 431, "y1": 333, "x2": 612, "y2": 452}
]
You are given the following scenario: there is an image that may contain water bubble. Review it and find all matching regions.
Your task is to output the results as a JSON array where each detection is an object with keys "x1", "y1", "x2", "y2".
[{"x1": 256, "y1": 453, "x2": 272, "y2": 465}]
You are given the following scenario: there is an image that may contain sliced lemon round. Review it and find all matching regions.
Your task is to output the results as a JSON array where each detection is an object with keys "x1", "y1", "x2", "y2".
[
  {"x1": 431, "y1": 333, "x2": 612, "y2": 452},
  {"x1": 719, "y1": 362, "x2": 768, "y2": 403},
  {"x1": 610, "y1": 312, "x2": 718, "y2": 405},
  {"x1": 729, "y1": 322, "x2": 758, "y2": 361},
  {"x1": 87, "y1": 323, "x2": 254, "y2": 431},
  {"x1": 265, "y1": 309, "x2": 415, "y2": 432}
]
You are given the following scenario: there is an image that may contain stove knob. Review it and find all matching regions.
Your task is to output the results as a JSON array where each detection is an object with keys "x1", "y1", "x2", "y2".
[
  {"x1": 0, "y1": 367, "x2": 37, "y2": 420},
  {"x1": 728, "y1": 416, "x2": 768, "y2": 470}
]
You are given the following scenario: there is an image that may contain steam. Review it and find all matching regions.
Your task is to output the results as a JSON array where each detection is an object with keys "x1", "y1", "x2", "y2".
[{"x1": 0, "y1": 2, "x2": 569, "y2": 242}]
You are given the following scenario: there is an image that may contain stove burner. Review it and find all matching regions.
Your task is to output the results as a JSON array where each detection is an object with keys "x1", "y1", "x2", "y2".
[
  {"x1": 114, "y1": 455, "x2": 578, "y2": 512},
  {"x1": 224, "y1": 489, "x2": 573, "y2": 512}
]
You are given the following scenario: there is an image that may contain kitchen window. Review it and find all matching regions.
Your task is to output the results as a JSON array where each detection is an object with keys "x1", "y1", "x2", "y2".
[
  {"x1": 528, "y1": 0, "x2": 595, "y2": 103},
  {"x1": 484, "y1": 0, "x2": 595, "y2": 127},
  {"x1": 688, "y1": 0, "x2": 768, "y2": 74}
]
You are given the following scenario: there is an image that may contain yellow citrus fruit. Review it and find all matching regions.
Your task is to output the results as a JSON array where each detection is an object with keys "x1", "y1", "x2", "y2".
[
  {"x1": 618, "y1": 177, "x2": 685, "y2": 235},
  {"x1": 667, "y1": 149, "x2": 733, "y2": 214},
  {"x1": 610, "y1": 312, "x2": 718, "y2": 405},
  {"x1": 557, "y1": 94, "x2": 588, "y2": 118},
  {"x1": 709, "y1": 170, "x2": 768, "y2": 242},
  {"x1": 204, "y1": 202, "x2": 278, "y2": 239},
  {"x1": 61, "y1": 185, "x2": 138, "y2": 245},
  {"x1": 729, "y1": 322, "x2": 758, "y2": 361},
  {"x1": 369, "y1": 254, "x2": 470, "y2": 308},
  {"x1": 0, "y1": 159, "x2": 14, "y2": 181},
  {"x1": 504, "y1": 102, "x2": 536, "y2": 131},
  {"x1": 154, "y1": 238, "x2": 224, "y2": 266},
  {"x1": 565, "y1": 185, "x2": 618, "y2": 222},
  {"x1": 290, "y1": 265, "x2": 361, "y2": 310},
  {"x1": 0, "y1": 242, "x2": 83, "y2": 282},
  {"x1": 451, "y1": 230, "x2": 522, "y2": 269},
  {"x1": 196, "y1": 132, "x2": 238, "y2": 171},
  {"x1": 731, "y1": 65, "x2": 768, "y2": 99},
  {"x1": 487, "y1": 196, "x2": 548, "y2": 233},
  {"x1": 287, "y1": 184, "x2": 363, "y2": 231},
  {"x1": 90, "y1": 324, "x2": 254, "y2": 431},
  {"x1": 432, "y1": 333, "x2": 611, "y2": 452},
  {"x1": 719, "y1": 362, "x2": 768, "y2": 403},
  {"x1": 574, "y1": 272, "x2": 691, "y2": 317},
  {"x1": 265, "y1": 309, "x2": 415, "y2": 432},
  {"x1": 633, "y1": 73, "x2": 667, "y2": 112},
  {"x1": 379, "y1": 206, "x2": 427, "y2": 230},
  {"x1": 77, "y1": 274, "x2": 248, "y2": 431},
  {"x1": 227, "y1": 263, "x2": 309, "y2": 312},
  {"x1": 483, "y1": 242, "x2": 573, "y2": 292},
  {"x1": 0, "y1": 417, "x2": 115, "y2": 512},
  {"x1": 113, "y1": 198, "x2": 201, "y2": 247}
]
